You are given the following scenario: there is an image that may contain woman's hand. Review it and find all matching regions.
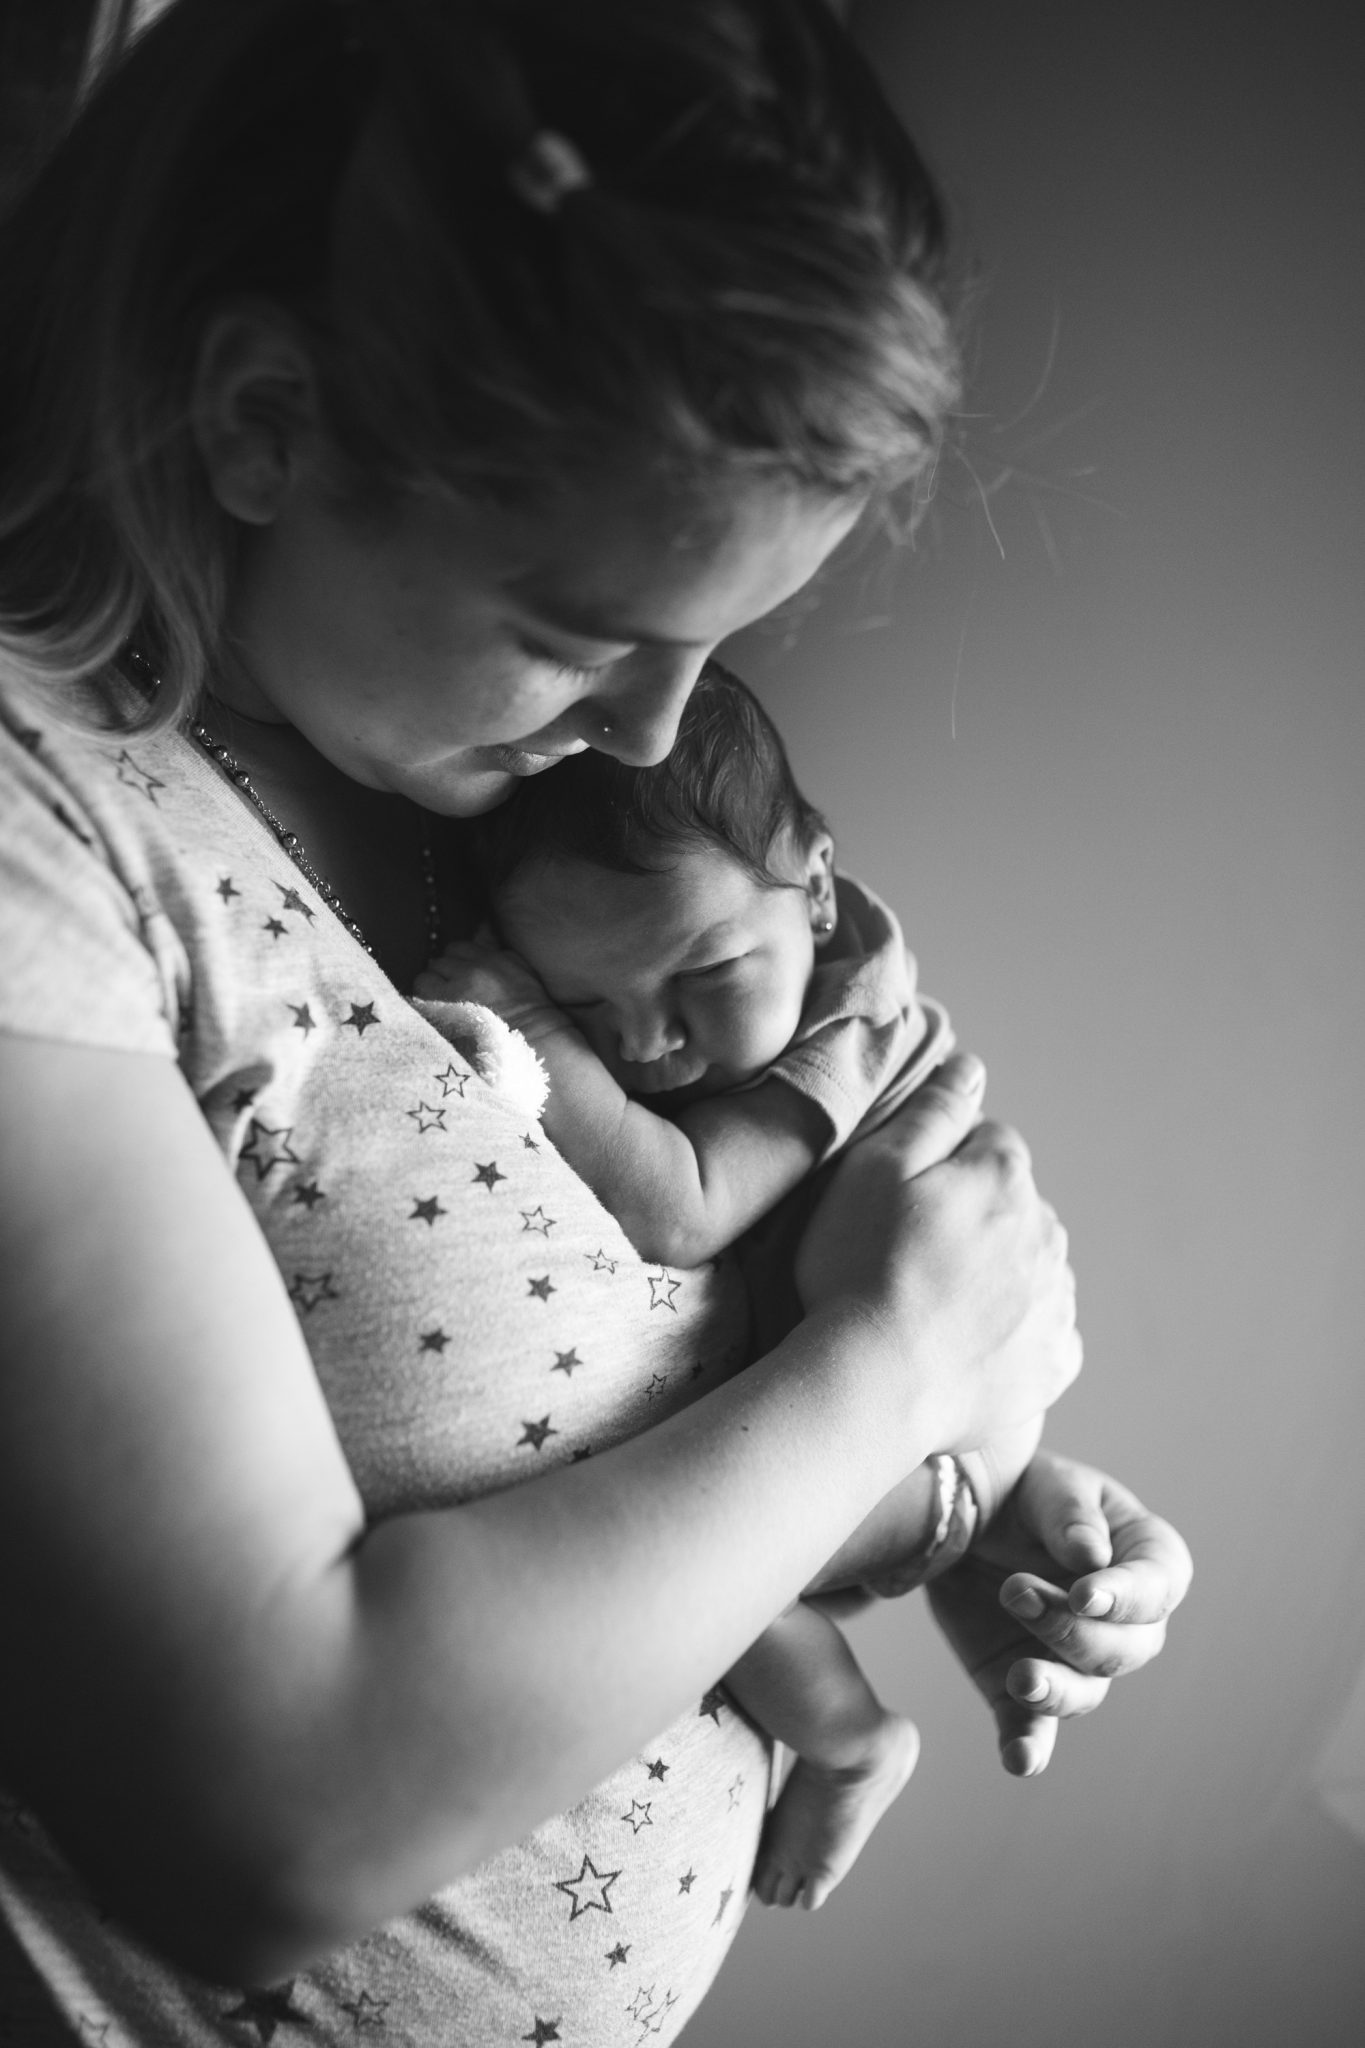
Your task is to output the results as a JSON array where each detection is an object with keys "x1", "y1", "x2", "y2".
[
  {"x1": 794, "y1": 1055, "x2": 1082, "y2": 1455},
  {"x1": 927, "y1": 1449, "x2": 1193, "y2": 1775}
]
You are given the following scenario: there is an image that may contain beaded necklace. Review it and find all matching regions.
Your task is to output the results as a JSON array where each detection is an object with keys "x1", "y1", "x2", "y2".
[{"x1": 123, "y1": 649, "x2": 441, "y2": 960}]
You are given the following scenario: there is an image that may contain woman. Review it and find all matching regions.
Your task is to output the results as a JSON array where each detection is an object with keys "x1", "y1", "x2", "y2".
[{"x1": 0, "y1": 3, "x2": 1190, "y2": 2042}]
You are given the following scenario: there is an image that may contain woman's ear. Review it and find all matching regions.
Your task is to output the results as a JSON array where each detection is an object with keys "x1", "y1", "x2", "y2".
[
  {"x1": 804, "y1": 830, "x2": 837, "y2": 942},
  {"x1": 191, "y1": 307, "x2": 321, "y2": 525}
]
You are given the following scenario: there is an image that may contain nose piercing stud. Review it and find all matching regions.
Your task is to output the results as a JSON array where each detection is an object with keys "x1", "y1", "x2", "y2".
[{"x1": 814, "y1": 915, "x2": 835, "y2": 936}]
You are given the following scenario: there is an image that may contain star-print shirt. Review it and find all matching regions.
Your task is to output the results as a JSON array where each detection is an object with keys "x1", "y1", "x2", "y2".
[{"x1": 0, "y1": 679, "x2": 773, "y2": 2048}]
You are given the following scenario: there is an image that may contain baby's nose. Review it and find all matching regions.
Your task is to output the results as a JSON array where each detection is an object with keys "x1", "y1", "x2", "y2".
[{"x1": 617, "y1": 1006, "x2": 686, "y2": 1066}]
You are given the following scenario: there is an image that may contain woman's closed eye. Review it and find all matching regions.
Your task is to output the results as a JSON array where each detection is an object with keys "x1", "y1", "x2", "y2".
[{"x1": 513, "y1": 632, "x2": 626, "y2": 684}]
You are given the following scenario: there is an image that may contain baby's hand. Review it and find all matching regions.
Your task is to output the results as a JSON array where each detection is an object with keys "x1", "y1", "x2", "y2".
[{"x1": 415, "y1": 937, "x2": 568, "y2": 1043}]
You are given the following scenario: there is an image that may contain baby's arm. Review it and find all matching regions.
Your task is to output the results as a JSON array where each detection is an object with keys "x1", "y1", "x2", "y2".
[{"x1": 414, "y1": 939, "x2": 827, "y2": 1265}]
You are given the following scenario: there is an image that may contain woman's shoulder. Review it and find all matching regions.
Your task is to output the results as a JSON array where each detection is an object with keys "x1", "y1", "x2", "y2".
[{"x1": 0, "y1": 674, "x2": 199, "y2": 1058}]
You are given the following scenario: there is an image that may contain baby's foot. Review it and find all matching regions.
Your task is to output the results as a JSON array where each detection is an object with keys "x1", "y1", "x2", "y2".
[{"x1": 752, "y1": 1712, "x2": 919, "y2": 1911}]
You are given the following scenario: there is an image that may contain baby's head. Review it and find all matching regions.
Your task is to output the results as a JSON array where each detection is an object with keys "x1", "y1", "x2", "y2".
[{"x1": 475, "y1": 666, "x2": 836, "y2": 1103}]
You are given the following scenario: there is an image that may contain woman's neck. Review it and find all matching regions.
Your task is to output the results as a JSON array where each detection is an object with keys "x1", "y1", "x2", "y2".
[{"x1": 192, "y1": 695, "x2": 480, "y2": 987}]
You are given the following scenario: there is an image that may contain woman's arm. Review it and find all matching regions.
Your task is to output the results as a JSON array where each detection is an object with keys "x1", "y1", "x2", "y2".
[
  {"x1": 415, "y1": 940, "x2": 828, "y2": 1264},
  {"x1": 0, "y1": 1039, "x2": 1076, "y2": 1983}
]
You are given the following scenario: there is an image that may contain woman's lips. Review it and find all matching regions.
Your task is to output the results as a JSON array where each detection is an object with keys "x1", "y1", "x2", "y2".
[{"x1": 489, "y1": 739, "x2": 590, "y2": 777}]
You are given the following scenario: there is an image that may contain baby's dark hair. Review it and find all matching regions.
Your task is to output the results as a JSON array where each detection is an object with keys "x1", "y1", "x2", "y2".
[{"x1": 475, "y1": 664, "x2": 828, "y2": 904}]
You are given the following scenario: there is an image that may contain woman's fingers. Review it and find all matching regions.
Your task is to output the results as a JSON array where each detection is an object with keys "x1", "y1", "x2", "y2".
[
  {"x1": 1017, "y1": 1452, "x2": 1194, "y2": 1614},
  {"x1": 867, "y1": 1052, "x2": 987, "y2": 1178},
  {"x1": 999, "y1": 1572, "x2": 1170, "y2": 1680}
]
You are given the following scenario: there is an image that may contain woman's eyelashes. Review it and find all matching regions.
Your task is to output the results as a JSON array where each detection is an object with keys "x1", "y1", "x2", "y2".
[{"x1": 513, "y1": 631, "x2": 626, "y2": 684}]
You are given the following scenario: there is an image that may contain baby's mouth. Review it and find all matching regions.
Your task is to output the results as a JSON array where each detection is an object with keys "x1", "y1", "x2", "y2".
[{"x1": 621, "y1": 1052, "x2": 711, "y2": 1098}]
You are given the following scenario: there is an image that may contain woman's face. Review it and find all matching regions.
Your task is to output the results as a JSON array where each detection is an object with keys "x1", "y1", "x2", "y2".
[{"x1": 221, "y1": 456, "x2": 861, "y2": 815}]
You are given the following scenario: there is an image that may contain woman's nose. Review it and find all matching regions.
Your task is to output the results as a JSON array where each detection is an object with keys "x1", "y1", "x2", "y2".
[
  {"x1": 616, "y1": 1002, "x2": 686, "y2": 1066},
  {"x1": 582, "y1": 647, "x2": 710, "y2": 766}
]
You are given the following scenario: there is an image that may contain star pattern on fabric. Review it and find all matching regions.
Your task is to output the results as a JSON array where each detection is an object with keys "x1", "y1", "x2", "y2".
[
  {"x1": 221, "y1": 1981, "x2": 309, "y2": 2042},
  {"x1": 51, "y1": 799, "x2": 96, "y2": 847},
  {"x1": 521, "y1": 1131, "x2": 541, "y2": 1151},
  {"x1": 418, "y1": 1327, "x2": 451, "y2": 1355},
  {"x1": 521, "y1": 2021, "x2": 561, "y2": 2046},
  {"x1": 342, "y1": 1001, "x2": 380, "y2": 1034},
  {"x1": 677, "y1": 1869, "x2": 696, "y2": 1894},
  {"x1": 115, "y1": 748, "x2": 164, "y2": 804},
  {"x1": 239, "y1": 1120, "x2": 302, "y2": 1181},
  {"x1": 551, "y1": 1348, "x2": 582, "y2": 1377},
  {"x1": 646, "y1": 1757, "x2": 669, "y2": 1781},
  {"x1": 647, "y1": 1268, "x2": 681, "y2": 1313},
  {"x1": 290, "y1": 1179, "x2": 326, "y2": 1210},
  {"x1": 472, "y1": 1159, "x2": 506, "y2": 1191},
  {"x1": 338, "y1": 1989, "x2": 389, "y2": 2030},
  {"x1": 726, "y1": 1774, "x2": 745, "y2": 1810},
  {"x1": 553, "y1": 1852, "x2": 620, "y2": 1920},
  {"x1": 288, "y1": 1002, "x2": 316, "y2": 1036},
  {"x1": 230, "y1": 1088, "x2": 257, "y2": 1113},
  {"x1": 606, "y1": 1942, "x2": 631, "y2": 1968},
  {"x1": 263, "y1": 917, "x2": 288, "y2": 940},
  {"x1": 570, "y1": 1446, "x2": 594, "y2": 1462},
  {"x1": 518, "y1": 1415, "x2": 557, "y2": 1452},
  {"x1": 406, "y1": 1100, "x2": 448, "y2": 1134},
  {"x1": 620, "y1": 1799, "x2": 653, "y2": 1834},
  {"x1": 275, "y1": 882, "x2": 316, "y2": 922},
  {"x1": 625, "y1": 1987, "x2": 657, "y2": 2024},
  {"x1": 216, "y1": 876, "x2": 240, "y2": 902},
  {"x1": 712, "y1": 1885, "x2": 734, "y2": 1926},
  {"x1": 527, "y1": 1274, "x2": 556, "y2": 1302},
  {"x1": 631, "y1": 1988, "x2": 680, "y2": 2041},
  {"x1": 433, "y1": 1062, "x2": 469, "y2": 1098},
  {"x1": 520, "y1": 1205, "x2": 555, "y2": 1234},
  {"x1": 587, "y1": 1249, "x2": 618, "y2": 1274},
  {"x1": 698, "y1": 1686, "x2": 726, "y2": 1725},
  {"x1": 409, "y1": 1195, "x2": 447, "y2": 1226},
  {"x1": 645, "y1": 1372, "x2": 667, "y2": 1404},
  {"x1": 288, "y1": 1271, "x2": 339, "y2": 1315}
]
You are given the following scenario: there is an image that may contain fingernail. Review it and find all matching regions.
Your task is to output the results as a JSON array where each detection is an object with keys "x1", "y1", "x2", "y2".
[
  {"x1": 1002, "y1": 1738, "x2": 1041, "y2": 1777},
  {"x1": 958, "y1": 1055, "x2": 986, "y2": 1092},
  {"x1": 1005, "y1": 1586, "x2": 1045, "y2": 1620},
  {"x1": 1018, "y1": 1676, "x2": 1048, "y2": 1703},
  {"x1": 1074, "y1": 1587, "x2": 1115, "y2": 1618}
]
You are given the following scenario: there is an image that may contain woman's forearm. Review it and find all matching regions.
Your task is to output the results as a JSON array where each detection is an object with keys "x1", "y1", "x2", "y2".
[{"x1": 206, "y1": 1299, "x2": 928, "y2": 1976}]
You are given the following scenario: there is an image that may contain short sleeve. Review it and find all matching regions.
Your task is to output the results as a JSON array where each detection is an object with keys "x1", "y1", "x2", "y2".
[{"x1": 0, "y1": 711, "x2": 177, "y2": 1057}]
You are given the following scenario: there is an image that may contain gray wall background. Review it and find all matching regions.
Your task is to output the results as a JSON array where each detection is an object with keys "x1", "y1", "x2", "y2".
[{"x1": 691, "y1": 4, "x2": 1365, "y2": 2043}]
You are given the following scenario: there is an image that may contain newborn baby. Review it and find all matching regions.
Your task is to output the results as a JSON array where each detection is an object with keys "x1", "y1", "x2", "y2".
[{"x1": 416, "y1": 664, "x2": 1015, "y2": 1911}]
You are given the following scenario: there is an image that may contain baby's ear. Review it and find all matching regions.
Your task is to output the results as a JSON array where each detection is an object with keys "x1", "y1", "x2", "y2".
[{"x1": 804, "y1": 831, "x2": 837, "y2": 940}]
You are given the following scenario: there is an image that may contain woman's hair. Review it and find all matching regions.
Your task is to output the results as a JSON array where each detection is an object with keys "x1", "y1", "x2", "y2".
[
  {"x1": 474, "y1": 662, "x2": 828, "y2": 903},
  {"x1": 0, "y1": 0, "x2": 959, "y2": 730}
]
